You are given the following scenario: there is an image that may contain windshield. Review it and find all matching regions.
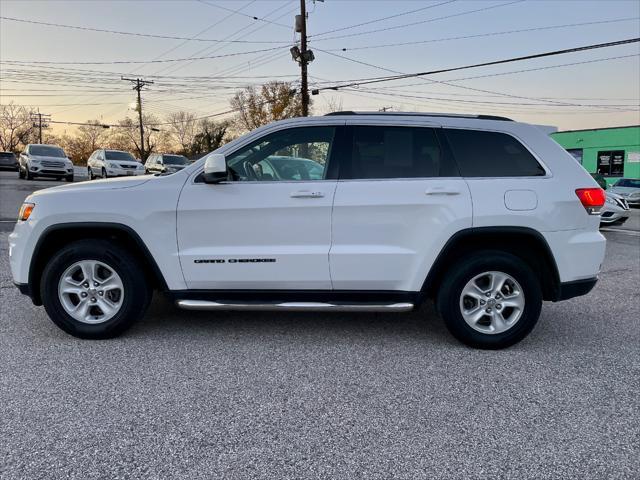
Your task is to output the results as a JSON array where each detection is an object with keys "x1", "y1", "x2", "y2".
[
  {"x1": 105, "y1": 150, "x2": 136, "y2": 161},
  {"x1": 0, "y1": 152, "x2": 15, "y2": 158},
  {"x1": 164, "y1": 155, "x2": 188, "y2": 165},
  {"x1": 30, "y1": 145, "x2": 66, "y2": 157},
  {"x1": 614, "y1": 178, "x2": 640, "y2": 188}
]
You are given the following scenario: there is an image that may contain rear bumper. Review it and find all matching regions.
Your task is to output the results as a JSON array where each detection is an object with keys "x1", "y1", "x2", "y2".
[{"x1": 554, "y1": 277, "x2": 597, "y2": 301}]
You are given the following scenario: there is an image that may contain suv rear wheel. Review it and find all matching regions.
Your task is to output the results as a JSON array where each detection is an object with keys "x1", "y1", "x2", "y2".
[
  {"x1": 437, "y1": 250, "x2": 542, "y2": 349},
  {"x1": 40, "y1": 239, "x2": 151, "y2": 339}
]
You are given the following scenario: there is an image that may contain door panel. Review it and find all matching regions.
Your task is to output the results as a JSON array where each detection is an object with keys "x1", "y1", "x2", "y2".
[
  {"x1": 177, "y1": 181, "x2": 336, "y2": 289},
  {"x1": 330, "y1": 179, "x2": 471, "y2": 291}
]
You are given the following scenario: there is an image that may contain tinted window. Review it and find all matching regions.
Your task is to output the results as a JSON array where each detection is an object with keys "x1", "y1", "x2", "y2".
[
  {"x1": 163, "y1": 155, "x2": 188, "y2": 165},
  {"x1": 105, "y1": 150, "x2": 136, "y2": 161},
  {"x1": 30, "y1": 145, "x2": 66, "y2": 157},
  {"x1": 344, "y1": 126, "x2": 452, "y2": 179},
  {"x1": 614, "y1": 178, "x2": 640, "y2": 188},
  {"x1": 0, "y1": 152, "x2": 15, "y2": 158},
  {"x1": 445, "y1": 129, "x2": 545, "y2": 177},
  {"x1": 226, "y1": 127, "x2": 335, "y2": 181}
]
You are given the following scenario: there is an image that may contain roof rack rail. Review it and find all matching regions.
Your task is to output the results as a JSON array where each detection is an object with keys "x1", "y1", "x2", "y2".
[{"x1": 324, "y1": 111, "x2": 513, "y2": 122}]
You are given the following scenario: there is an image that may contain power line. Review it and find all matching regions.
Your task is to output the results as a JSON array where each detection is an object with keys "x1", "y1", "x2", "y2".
[
  {"x1": 307, "y1": 0, "x2": 525, "y2": 41},
  {"x1": 311, "y1": 0, "x2": 456, "y2": 37},
  {"x1": 311, "y1": 38, "x2": 640, "y2": 94},
  {"x1": 327, "y1": 17, "x2": 640, "y2": 52},
  {"x1": 2, "y1": 46, "x2": 286, "y2": 65},
  {"x1": 197, "y1": 0, "x2": 292, "y2": 29},
  {"x1": 0, "y1": 15, "x2": 288, "y2": 43}
]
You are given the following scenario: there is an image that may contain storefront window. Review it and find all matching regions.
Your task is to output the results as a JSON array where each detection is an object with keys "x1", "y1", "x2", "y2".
[
  {"x1": 566, "y1": 148, "x2": 583, "y2": 164},
  {"x1": 597, "y1": 150, "x2": 625, "y2": 177}
]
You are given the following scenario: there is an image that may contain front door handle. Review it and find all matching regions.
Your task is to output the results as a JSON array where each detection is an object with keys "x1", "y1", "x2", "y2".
[
  {"x1": 425, "y1": 187, "x2": 460, "y2": 196},
  {"x1": 290, "y1": 190, "x2": 324, "y2": 198}
]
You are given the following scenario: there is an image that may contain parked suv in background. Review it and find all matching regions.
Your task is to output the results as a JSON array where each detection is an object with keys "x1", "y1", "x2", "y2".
[
  {"x1": 145, "y1": 153, "x2": 190, "y2": 175},
  {"x1": 0, "y1": 151, "x2": 18, "y2": 171},
  {"x1": 9, "y1": 112, "x2": 606, "y2": 349},
  {"x1": 87, "y1": 149, "x2": 145, "y2": 179},
  {"x1": 18, "y1": 144, "x2": 74, "y2": 181}
]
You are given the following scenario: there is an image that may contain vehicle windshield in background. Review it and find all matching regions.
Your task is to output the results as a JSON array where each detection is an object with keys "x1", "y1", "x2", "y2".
[
  {"x1": 0, "y1": 152, "x2": 15, "y2": 158},
  {"x1": 614, "y1": 178, "x2": 640, "y2": 188},
  {"x1": 105, "y1": 151, "x2": 136, "y2": 162},
  {"x1": 30, "y1": 146, "x2": 66, "y2": 157},
  {"x1": 164, "y1": 155, "x2": 188, "y2": 165}
]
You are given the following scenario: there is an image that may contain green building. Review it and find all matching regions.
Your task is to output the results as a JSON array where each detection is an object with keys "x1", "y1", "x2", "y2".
[{"x1": 551, "y1": 125, "x2": 640, "y2": 186}]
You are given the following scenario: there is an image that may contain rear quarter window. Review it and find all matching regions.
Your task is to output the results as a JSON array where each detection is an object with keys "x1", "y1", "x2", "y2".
[{"x1": 444, "y1": 129, "x2": 546, "y2": 177}]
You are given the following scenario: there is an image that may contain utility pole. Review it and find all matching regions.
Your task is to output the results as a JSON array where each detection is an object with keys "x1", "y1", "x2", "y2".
[
  {"x1": 30, "y1": 111, "x2": 51, "y2": 143},
  {"x1": 292, "y1": 0, "x2": 315, "y2": 116},
  {"x1": 121, "y1": 77, "x2": 154, "y2": 160}
]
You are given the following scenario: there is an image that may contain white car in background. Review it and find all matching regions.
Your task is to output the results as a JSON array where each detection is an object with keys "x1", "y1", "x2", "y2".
[
  {"x1": 607, "y1": 178, "x2": 640, "y2": 206},
  {"x1": 18, "y1": 144, "x2": 74, "y2": 182},
  {"x1": 87, "y1": 149, "x2": 145, "y2": 179}
]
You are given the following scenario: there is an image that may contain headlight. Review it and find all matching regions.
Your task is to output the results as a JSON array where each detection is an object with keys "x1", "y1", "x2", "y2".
[
  {"x1": 630, "y1": 192, "x2": 640, "y2": 198},
  {"x1": 29, "y1": 157, "x2": 40, "y2": 163},
  {"x1": 605, "y1": 197, "x2": 615, "y2": 205},
  {"x1": 18, "y1": 203, "x2": 35, "y2": 221},
  {"x1": 137, "y1": 164, "x2": 144, "y2": 169},
  {"x1": 107, "y1": 162, "x2": 118, "y2": 168}
]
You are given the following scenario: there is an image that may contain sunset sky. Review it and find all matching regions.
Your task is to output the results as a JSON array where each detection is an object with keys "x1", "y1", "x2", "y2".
[{"x1": 1, "y1": 0, "x2": 639, "y2": 134}]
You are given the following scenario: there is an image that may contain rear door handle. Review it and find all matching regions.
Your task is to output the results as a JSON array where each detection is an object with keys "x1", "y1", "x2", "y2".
[
  {"x1": 290, "y1": 190, "x2": 324, "y2": 198},
  {"x1": 425, "y1": 187, "x2": 460, "y2": 196}
]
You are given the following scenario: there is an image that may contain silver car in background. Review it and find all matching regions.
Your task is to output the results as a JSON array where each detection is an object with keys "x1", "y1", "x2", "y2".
[
  {"x1": 600, "y1": 191, "x2": 630, "y2": 225},
  {"x1": 18, "y1": 144, "x2": 74, "y2": 181},
  {"x1": 608, "y1": 178, "x2": 640, "y2": 206}
]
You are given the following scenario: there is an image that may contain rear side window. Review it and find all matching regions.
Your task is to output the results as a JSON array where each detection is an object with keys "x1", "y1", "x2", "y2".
[
  {"x1": 444, "y1": 129, "x2": 545, "y2": 177},
  {"x1": 343, "y1": 126, "x2": 456, "y2": 179}
]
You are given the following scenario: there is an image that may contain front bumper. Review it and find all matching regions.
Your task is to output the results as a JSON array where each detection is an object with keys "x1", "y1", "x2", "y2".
[
  {"x1": 0, "y1": 161, "x2": 18, "y2": 170},
  {"x1": 29, "y1": 165, "x2": 73, "y2": 177},
  {"x1": 106, "y1": 167, "x2": 145, "y2": 177}
]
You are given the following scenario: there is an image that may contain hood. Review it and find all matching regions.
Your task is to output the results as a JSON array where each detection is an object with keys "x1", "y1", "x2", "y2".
[
  {"x1": 606, "y1": 191, "x2": 623, "y2": 200},
  {"x1": 30, "y1": 155, "x2": 71, "y2": 163},
  {"x1": 29, "y1": 175, "x2": 152, "y2": 198}
]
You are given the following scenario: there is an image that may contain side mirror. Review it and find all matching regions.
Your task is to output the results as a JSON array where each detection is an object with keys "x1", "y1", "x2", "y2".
[{"x1": 203, "y1": 153, "x2": 227, "y2": 184}]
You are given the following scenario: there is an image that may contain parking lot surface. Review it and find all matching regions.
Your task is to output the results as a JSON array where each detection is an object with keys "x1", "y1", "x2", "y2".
[{"x1": 1, "y1": 171, "x2": 639, "y2": 479}]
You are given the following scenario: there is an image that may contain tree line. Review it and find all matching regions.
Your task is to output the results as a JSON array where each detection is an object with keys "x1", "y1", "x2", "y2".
[{"x1": 0, "y1": 80, "x2": 318, "y2": 164}]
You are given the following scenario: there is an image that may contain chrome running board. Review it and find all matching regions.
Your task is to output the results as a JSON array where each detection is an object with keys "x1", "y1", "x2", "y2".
[{"x1": 176, "y1": 300, "x2": 414, "y2": 312}]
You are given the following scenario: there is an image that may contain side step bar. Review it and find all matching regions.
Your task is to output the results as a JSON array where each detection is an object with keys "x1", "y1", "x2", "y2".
[{"x1": 176, "y1": 300, "x2": 414, "y2": 312}]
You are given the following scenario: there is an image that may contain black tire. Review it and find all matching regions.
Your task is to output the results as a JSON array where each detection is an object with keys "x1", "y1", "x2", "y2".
[
  {"x1": 18, "y1": 166, "x2": 25, "y2": 179},
  {"x1": 65, "y1": 174, "x2": 74, "y2": 182},
  {"x1": 102, "y1": 167, "x2": 107, "y2": 179},
  {"x1": 25, "y1": 167, "x2": 33, "y2": 180},
  {"x1": 436, "y1": 250, "x2": 542, "y2": 349},
  {"x1": 40, "y1": 239, "x2": 151, "y2": 339},
  {"x1": 88, "y1": 167, "x2": 94, "y2": 180}
]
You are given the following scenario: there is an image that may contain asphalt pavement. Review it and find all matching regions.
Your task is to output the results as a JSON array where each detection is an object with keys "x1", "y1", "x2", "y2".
[{"x1": 0, "y1": 170, "x2": 638, "y2": 479}]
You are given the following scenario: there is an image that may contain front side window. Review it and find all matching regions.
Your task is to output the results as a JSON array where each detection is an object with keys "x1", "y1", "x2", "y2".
[
  {"x1": 342, "y1": 126, "x2": 451, "y2": 180},
  {"x1": 445, "y1": 129, "x2": 546, "y2": 177},
  {"x1": 226, "y1": 127, "x2": 335, "y2": 181},
  {"x1": 597, "y1": 150, "x2": 624, "y2": 177}
]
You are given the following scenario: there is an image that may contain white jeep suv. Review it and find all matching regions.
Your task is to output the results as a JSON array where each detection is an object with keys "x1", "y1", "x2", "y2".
[{"x1": 8, "y1": 112, "x2": 606, "y2": 349}]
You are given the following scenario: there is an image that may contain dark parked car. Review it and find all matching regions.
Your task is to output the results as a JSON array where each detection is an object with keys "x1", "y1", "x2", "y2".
[{"x1": 0, "y1": 151, "x2": 18, "y2": 171}]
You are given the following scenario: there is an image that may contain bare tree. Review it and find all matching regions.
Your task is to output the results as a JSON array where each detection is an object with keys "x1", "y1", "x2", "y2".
[
  {"x1": 110, "y1": 114, "x2": 161, "y2": 160},
  {"x1": 60, "y1": 120, "x2": 107, "y2": 164},
  {"x1": 166, "y1": 111, "x2": 197, "y2": 156},
  {"x1": 190, "y1": 119, "x2": 229, "y2": 157},
  {"x1": 322, "y1": 96, "x2": 344, "y2": 115},
  {"x1": 230, "y1": 81, "x2": 304, "y2": 132},
  {"x1": 0, "y1": 103, "x2": 33, "y2": 152}
]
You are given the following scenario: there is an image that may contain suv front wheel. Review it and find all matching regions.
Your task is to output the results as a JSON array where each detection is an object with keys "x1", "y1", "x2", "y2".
[
  {"x1": 437, "y1": 251, "x2": 542, "y2": 349},
  {"x1": 40, "y1": 239, "x2": 151, "y2": 339}
]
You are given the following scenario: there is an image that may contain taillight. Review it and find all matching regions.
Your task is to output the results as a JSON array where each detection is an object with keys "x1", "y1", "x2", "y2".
[{"x1": 575, "y1": 188, "x2": 605, "y2": 215}]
